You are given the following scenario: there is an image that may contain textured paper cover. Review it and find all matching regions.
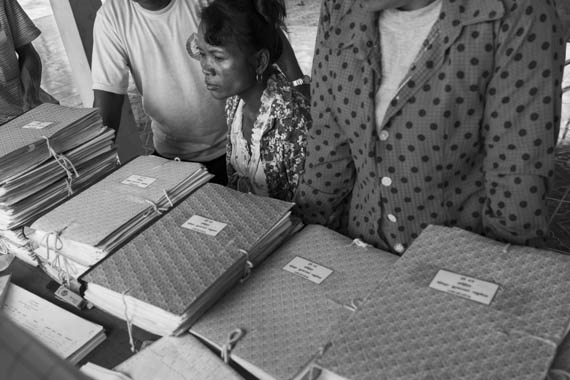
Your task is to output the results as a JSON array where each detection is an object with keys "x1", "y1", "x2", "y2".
[
  {"x1": 114, "y1": 335, "x2": 244, "y2": 380},
  {"x1": 191, "y1": 224, "x2": 398, "y2": 380},
  {"x1": 0, "y1": 104, "x2": 96, "y2": 158},
  {"x1": 83, "y1": 183, "x2": 293, "y2": 316},
  {"x1": 317, "y1": 225, "x2": 570, "y2": 380},
  {"x1": 30, "y1": 155, "x2": 203, "y2": 247}
]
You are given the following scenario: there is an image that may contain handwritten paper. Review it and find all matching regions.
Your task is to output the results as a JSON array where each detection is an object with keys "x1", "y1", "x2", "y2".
[{"x1": 3, "y1": 285, "x2": 104, "y2": 360}]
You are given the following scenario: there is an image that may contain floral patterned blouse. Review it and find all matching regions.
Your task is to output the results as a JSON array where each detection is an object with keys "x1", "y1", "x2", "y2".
[{"x1": 225, "y1": 69, "x2": 310, "y2": 202}]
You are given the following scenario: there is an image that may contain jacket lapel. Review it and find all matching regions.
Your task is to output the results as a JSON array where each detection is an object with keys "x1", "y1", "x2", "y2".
[{"x1": 380, "y1": 0, "x2": 505, "y2": 128}]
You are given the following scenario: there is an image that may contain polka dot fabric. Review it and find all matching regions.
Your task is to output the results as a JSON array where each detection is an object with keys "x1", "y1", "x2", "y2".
[{"x1": 296, "y1": 0, "x2": 566, "y2": 254}]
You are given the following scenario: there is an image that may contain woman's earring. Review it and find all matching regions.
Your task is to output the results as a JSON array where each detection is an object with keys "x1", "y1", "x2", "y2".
[{"x1": 256, "y1": 72, "x2": 262, "y2": 83}]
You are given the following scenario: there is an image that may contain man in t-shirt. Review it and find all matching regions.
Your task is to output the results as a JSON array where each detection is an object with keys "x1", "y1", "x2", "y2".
[
  {"x1": 92, "y1": 0, "x2": 229, "y2": 182},
  {"x1": 0, "y1": 0, "x2": 49, "y2": 123},
  {"x1": 93, "y1": 0, "x2": 307, "y2": 184}
]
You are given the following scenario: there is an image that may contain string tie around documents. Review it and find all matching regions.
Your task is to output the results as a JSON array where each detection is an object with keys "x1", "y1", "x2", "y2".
[
  {"x1": 42, "y1": 136, "x2": 79, "y2": 180},
  {"x1": 162, "y1": 189, "x2": 174, "y2": 208},
  {"x1": 343, "y1": 297, "x2": 364, "y2": 312},
  {"x1": 143, "y1": 199, "x2": 169, "y2": 217},
  {"x1": 64, "y1": 177, "x2": 74, "y2": 196},
  {"x1": 42, "y1": 228, "x2": 73, "y2": 286},
  {"x1": 238, "y1": 249, "x2": 254, "y2": 283},
  {"x1": 221, "y1": 328, "x2": 245, "y2": 364},
  {"x1": 47, "y1": 249, "x2": 73, "y2": 288},
  {"x1": 346, "y1": 238, "x2": 371, "y2": 249},
  {"x1": 121, "y1": 289, "x2": 137, "y2": 353},
  {"x1": 500, "y1": 327, "x2": 558, "y2": 349},
  {"x1": 43, "y1": 229, "x2": 65, "y2": 260},
  {"x1": 54, "y1": 253, "x2": 73, "y2": 287}
]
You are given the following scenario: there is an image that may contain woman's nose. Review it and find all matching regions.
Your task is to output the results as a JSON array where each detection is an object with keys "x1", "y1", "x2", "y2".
[{"x1": 200, "y1": 56, "x2": 215, "y2": 76}]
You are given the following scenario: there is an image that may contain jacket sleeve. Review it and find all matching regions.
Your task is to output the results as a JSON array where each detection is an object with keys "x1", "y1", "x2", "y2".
[
  {"x1": 282, "y1": 90, "x2": 310, "y2": 202},
  {"x1": 481, "y1": 0, "x2": 565, "y2": 246},
  {"x1": 295, "y1": 0, "x2": 356, "y2": 228}
]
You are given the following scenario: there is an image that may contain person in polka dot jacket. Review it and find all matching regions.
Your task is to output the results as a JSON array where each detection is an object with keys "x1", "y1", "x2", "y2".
[{"x1": 296, "y1": 0, "x2": 566, "y2": 254}]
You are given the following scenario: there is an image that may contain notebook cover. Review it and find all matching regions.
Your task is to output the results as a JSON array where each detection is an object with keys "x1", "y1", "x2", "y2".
[
  {"x1": 114, "y1": 335, "x2": 244, "y2": 380},
  {"x1": 30, "y1": 155, "x2": 204, "y2": 248},
  {"x1": 316, "y1": 225, "x2": 570, "y2": 380},
  {"x1": 83, "y1": 183, "x2": 294, "y2": 316},
  {"x1": 191, "y1": 224, "x2": 398, "y2": 380}
]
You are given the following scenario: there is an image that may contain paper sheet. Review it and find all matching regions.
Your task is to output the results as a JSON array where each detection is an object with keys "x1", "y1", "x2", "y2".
[{"x1": 3, "y1": 284, "x2": 104, "y2": 360}]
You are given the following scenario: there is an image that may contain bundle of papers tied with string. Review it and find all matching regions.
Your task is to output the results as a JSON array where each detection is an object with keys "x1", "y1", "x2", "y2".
[
  {"x1": 82, "y1": 183, "x2": 297, "y2": 337},
  {"x1": 27, "y1": 155, "x2": 212, "y2": 283},
  {"x1": 0, "y1": 103, "x2": 108, "y2": 184},
  {"x1": 0, "y1": 104, "x2": 118, "y2": 230},
  {"x1": 0, "y1": 104, "x2": 119, "y2": 265}
]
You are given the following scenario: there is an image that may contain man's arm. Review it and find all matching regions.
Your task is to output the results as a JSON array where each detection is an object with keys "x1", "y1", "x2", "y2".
[
  {"x1": 15, "y1": 44, "x2": 42, "y2": 112},
  {"x1": 93, "y1": 90, "x2": 124, "y2": 132},
  {"x1": 481, "y1": 0, "x2": 565, "y2": 246},
  {"x1": 277, "y1": 30, "x2": 309, "y2": 98},
  {"x1": 294, "y1": 0, "x2": 355, "y2": 229},
  {"x1": 91, "y1": 4, "x2": 131, "y2": 134}
]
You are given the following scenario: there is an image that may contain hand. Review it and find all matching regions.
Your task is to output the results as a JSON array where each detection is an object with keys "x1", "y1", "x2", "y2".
[{"x1": 363, "y1": 0, "x2": 435, "y2": 12}]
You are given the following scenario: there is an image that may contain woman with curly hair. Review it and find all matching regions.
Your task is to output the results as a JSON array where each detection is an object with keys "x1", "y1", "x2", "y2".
[{"x1": 188, "y1": 0, "x2": 310, "y2": 202}]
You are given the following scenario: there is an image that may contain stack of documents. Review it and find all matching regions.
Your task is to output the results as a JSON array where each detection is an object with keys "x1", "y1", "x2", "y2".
[
  {"x1": 3, "y1": 283, "x2": 106, "y2": 365},
  {"x1": 190, "y1": 224, "x2": 398, "y2": 380},
  {"x1": 83, "y1": 183, "x2": 296, "y2": 336},
  {"x1": 0, "y1": 104, "x2": 118, "y2": 230},
  {"x1": 313, "y1": 225, "x2": 570, "y2": 380},
  {"x1": 0, "y1": 104, "x2": 119, "y2": 265},
  {"x1": 0, "y1": 103, "x2": 108, "y2": 184},
  {"x1": 28, "y1": 155, "x2": 212, "y2": 284}
]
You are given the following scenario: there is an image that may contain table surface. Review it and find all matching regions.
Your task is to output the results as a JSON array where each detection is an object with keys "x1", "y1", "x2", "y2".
[{"x1": 6, "y1": 258, "x2": 260, "y2": 379}]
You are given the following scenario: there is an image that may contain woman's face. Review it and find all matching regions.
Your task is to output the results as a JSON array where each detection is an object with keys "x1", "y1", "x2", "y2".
[{"x1": 195, "y1": 23, "x2": 257, "y2": 100}]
